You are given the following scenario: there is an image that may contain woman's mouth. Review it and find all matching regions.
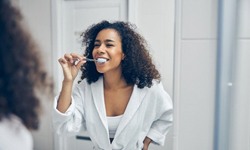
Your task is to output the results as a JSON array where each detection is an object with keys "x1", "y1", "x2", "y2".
[{"x1": 96, "y1": 58, "x2": 109, "y2": 64}]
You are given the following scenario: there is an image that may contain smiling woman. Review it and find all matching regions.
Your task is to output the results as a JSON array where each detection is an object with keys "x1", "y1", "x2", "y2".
[{"x1": 53, "y1": 20, "x2": 173, "y2": 150}]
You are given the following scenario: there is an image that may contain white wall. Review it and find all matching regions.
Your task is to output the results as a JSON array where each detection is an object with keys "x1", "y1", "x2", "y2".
[
  {"x1": 173, "y1": 0, "x2": 217, "y2": 149},
  {"x1": 174, "y1": 0, "x2": 250, "y2": 150},
  {"x1": 137, "y1": 0, "x2": 175, "y2": 97},
  {"x1": 136, "y1": 1, "x2": 175, "y2": 149},
  {"x1": 229, "y1": 0, "x2": 250, "y2": 149}
]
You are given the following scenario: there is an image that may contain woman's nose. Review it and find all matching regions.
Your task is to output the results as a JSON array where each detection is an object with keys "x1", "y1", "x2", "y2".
[
  {"x1": 96, "y1": 44, "x2": 105, "y2": 54},
  {"x1": 97, "y1": 50, "x2": 104, "y2": 54}
]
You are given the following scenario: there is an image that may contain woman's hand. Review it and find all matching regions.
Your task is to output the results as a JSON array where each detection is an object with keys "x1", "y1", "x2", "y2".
[
  {"x1": 142, "y1": 137, "x2": 152, "y2": 150},
  {"x1": 56, "y1": 53, "x2": 86, "y2": 113},
  {"x1": 58, "y1": 53, "x2": 86, "y2": 82}
]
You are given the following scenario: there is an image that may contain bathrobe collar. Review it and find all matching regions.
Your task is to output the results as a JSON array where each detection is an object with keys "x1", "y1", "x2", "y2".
[{"x1": 90, "y1": 76, "x2": 148, "y2": 139}]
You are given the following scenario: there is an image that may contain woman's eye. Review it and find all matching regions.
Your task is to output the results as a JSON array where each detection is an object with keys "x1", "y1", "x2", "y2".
[
  {"x1": 94, "y1": 44, "x2": 100, "y2": 47},
  {"x1": 106, "y1": 44, "x2": 113, "y2": 47}
]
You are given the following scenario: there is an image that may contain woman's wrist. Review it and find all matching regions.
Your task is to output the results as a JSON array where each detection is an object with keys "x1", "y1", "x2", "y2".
[
  {"x1": 62, "y1": 78, "x2": 74, "y2": 84},
  {"x1": 143, "y1": 137, "x2": 152, "y2": 150}
]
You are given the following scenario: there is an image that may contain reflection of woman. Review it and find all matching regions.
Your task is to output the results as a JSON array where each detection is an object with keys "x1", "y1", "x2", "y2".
[
  {"x1": 53, "y1": 20, "x2": 173, "y2": 150},
  {"x1": 0, "y1": 1, "x2": 52, "y2": 150}
]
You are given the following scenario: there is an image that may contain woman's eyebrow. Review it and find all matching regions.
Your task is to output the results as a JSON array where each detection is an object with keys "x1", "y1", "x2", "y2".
[
  {"x1": 105, "y1": 39, "x2": 115, "y2": 42},
  {"x1": 94, "y1": 39, "x2": 115, "y2": 43}
]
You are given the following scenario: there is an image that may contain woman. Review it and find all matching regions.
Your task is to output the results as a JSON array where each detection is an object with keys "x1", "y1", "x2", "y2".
[
  {"x1": 53, "y1": 20, "x2": 173, "y2": 150},
  {"x1": 0, "y1": 1, "x2": 53, "y2": 150}
]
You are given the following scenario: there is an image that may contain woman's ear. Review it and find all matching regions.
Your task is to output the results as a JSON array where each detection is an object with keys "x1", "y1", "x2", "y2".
[{"x1": 122, "y1": 53, "x2": 125, "y2": 60}]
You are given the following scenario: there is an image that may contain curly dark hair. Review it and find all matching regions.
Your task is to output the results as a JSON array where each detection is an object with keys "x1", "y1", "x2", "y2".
[
  {"x1": 80, "y1": 20, "x2": 161, "y2": 88},
  {"x1": 0, "y1": 0, "x2": 53, "y2": 130}
]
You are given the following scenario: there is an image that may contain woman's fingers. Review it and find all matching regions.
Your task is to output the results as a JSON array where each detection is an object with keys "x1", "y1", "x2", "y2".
[
  {"x1": 70, "y1": 53, "x2": 86, "y2": 65},
  {"x1": 64, "y1": 53, "x2": 74, "y2": 64},
  {"x1": 58, "y1": 57, "x2": 67, "y2": 65},
  {"x1": 58, "y1": 53, "x2": 85, "y2": 66},
  {"x1": 75, "y1": 59, "x2": 86, "y2": 69},
  {"x1": 70, "y1": 53, "x2": 84, "y2": 60},
  {"x1": 58, "y1": 53, "x2": 86, "y2": 76},
  {"x1": 57, "y1": 53, "x2": 88, "y2": 83}
]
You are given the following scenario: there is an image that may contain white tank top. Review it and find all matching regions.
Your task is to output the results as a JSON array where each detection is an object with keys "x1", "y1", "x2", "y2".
[{"x1": 107, "y1": 115, "x2": 123, "y2": 138}]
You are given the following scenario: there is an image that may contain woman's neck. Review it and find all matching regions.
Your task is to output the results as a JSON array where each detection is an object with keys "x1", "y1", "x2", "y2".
[{"x1": 103, "y1": 72, "x2": 128, "y2": 90}]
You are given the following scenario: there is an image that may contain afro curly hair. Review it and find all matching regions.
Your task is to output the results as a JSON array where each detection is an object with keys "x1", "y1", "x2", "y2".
[{"x1": 79, "y1": 20, "x2": 161, "y2": 89}]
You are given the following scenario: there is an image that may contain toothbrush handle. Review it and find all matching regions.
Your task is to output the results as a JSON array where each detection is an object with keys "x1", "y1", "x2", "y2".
[
  {"x1": 85, "y1": 58, "x2": 96, "y2": 61},
  {"x1": 72, "y1": 58, "x2": 94, "y2": 65}
]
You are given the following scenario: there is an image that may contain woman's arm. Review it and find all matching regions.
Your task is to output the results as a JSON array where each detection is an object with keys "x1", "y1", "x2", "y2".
[
  {"x1": 143, "y1": 137, "x2": 152, "y2": 150},
  {"x1": 56, "y1": 80, "x2": 73, "y2": 112},
  {"x1": 146, "y1": 82, "x2": 173, "y2": 146},
  {"x1": 56, "y1": 53, "x2": 85, "y2": 113}
]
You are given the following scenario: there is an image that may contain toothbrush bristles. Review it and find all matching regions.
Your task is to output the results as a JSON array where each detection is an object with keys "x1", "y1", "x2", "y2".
[{"x1": 96, "y1": 58, "x2": 107, "y2": 63}]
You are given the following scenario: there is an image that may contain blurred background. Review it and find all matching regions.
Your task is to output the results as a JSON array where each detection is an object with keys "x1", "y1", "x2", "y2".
[{"x1": 10, "y1": 0, "x2": 249, "y2": 150}]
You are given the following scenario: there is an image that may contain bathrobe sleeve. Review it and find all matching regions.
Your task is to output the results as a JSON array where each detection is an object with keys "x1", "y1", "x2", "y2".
[
  {"x1": 52, "y1": 82, "x2": 86, "y2": 136},
  {"x1": 146, "y1": 82, "x2": 173, "y2": 146}
]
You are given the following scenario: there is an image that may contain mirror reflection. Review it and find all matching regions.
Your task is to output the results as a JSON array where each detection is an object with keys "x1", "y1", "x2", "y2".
[{"x1": 1, "y1": 0, "x2": 249, "y2": 150}]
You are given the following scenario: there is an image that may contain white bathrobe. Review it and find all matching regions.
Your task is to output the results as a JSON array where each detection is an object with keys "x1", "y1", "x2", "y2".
[
  {"x1": 53, "y1": 77, "x2": 173, "y2": 150},
  {"x1": 0, "y1": 115, "x2": 33, "y2": 150}
]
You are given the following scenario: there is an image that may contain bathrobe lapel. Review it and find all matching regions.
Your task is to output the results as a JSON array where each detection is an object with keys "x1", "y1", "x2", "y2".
[
  {"x1": 115, "y1": 85, "x2": 148, "y2": 138},
  {"x1": 90, "y1": 77, "x2": 148, "y2": 140},
  {"x1": 90, "y1": 77, "x2": 109, "y2": 135}
]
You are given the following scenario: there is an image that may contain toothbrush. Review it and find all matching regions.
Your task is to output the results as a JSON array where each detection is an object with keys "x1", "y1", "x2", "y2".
[
  {"x1": 73, "y1": 58, "x2": 107, "y2": 65},
  {"x1": 85, "y1": 58, "x2": 107, "y2": 63}
]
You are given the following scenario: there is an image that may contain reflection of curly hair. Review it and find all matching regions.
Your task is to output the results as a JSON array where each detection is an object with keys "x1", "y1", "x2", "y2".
[
  {"x1": 0, "y1": 1, "x2": 53, "y2": 130},
  {"x1": 80, "y1": 20, "x2": 161, "y2": 88}
]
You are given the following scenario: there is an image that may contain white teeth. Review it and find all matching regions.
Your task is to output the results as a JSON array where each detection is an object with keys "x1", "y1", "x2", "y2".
[{"x1": 96, "y1": 58, "x2": 108, "y2": 63}]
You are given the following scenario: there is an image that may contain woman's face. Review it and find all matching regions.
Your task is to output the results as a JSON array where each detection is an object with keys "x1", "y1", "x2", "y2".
[{"x1": 92, "y1": 29, "x2": 124, "y2": 74}]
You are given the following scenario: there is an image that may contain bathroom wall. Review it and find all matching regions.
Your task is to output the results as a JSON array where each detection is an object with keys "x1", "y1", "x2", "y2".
[
  {"x1": 173, "y1": 0, "x2": 217, "y2": 149},
  {"x1": 228, "y1": 0, "x2": 250, "y2": 149}
]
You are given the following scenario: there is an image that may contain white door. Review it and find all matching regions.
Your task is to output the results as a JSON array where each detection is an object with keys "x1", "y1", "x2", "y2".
[{"x1": 52, "y1": 0, "x2": 129, "y2": 149}]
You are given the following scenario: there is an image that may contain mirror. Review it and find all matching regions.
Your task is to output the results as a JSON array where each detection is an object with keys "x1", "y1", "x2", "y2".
[{"x1": 6, "y1": 0, "x2": 250, "y2": 150}]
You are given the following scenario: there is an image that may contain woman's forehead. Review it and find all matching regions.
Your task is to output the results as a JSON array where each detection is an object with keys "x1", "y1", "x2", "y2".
[{"x1": 95, "y1": 29, "x2": 121, "y2": 41}]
